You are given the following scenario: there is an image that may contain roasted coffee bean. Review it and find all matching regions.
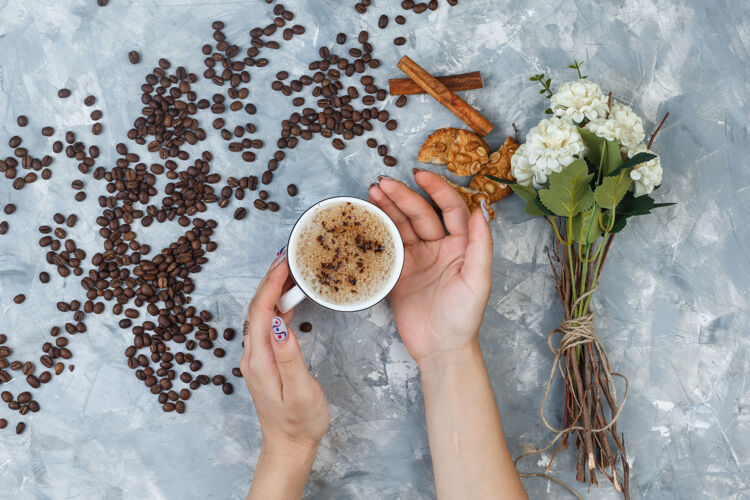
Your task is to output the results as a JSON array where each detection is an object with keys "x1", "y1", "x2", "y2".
[
  {"x1": 128, "y1": 51, "x2": 140, "y2": 64},
  {"x1": 22, "y1": 362, "x2": 34, "y2": 376},
  {"x1": 0, "y1": 370, "x2": 10, "y2": 383},
  {"x1": 396, "y1": 95, "x2": 408, "y2": 108},
  {"x1": 394, "y1": 37, "x2": 406, "y2": 46},
  {"x1": 332, "y1": 138, "x2": 345, "y2": 150},
  {"x1": 386, "y1": 119, "x2": 398, "y2": 131},
  {"x1": 66, "y1": 214, "x2": 77, "y2": 227},
  {"x1": 58, "y1": 88, "x2": 71, "y2": 98},
  {"x1": 13, "y1": 294, "x2": 25, "y2": 304},
  {"x1": 384, "y1": 156, "x2": 397, "y2": 167},
  {"x1": 253, "y1": 199, "x2": 267, "y2": 211},
  {"x1": 4, "y1": 204, "x2": 15, "y2": 215},
  {"x1": 55, "y1": 363, "x2": 64, "y2": 375},
  {"x1": 0, "y1": 222, "x2": 8, "y2": 235},
  {"x1": 336, "y1": 33, "x2": 347, "y2": 44},
  {"x1": 262, "y1": 171, "x2": 273, "y2": 184},
  {"x1": 447, "y1": 0, "x2": 458, "y2": 4},
  {"x1": 9, "y1": 136, "x2": 22, "y2": 148},
  {"x1": 0, "y1": 346, "x2": 10, "y2": 356},
  {"x1": 84, "y1": 95, "x2": 96, "y2": 106},
  {"x1": 26, "y1": 375, "x2": 40, "y2": 388},
  {"x1": 223, "y1": 328, "x2": 235, "y2": 341},
  {"x1": 300, "y1": 322, "x2": 312, "y2": 332},
  {"x1": 214, "y1": 348, "x2": 226, "y2": 358},
  {"x1": 39, "y1": 371, "x2": 51, "y2": 383},
  {"x1": 286, "y1": 184, "x2": 298, "y2": 196},
  {"x1": 233, "y1": 207, "x2": 247, "y2": 220},
  {"x1": 54, "y1": 227, "x2": 67, "y2": 239},
  {"x1": 16, "y1": 422, "x2": 25, "y2": 435},
  {"x1": 395, "y1": 14, "x2": 406, "y2": 24},
  {"x1": 378, "y1": 15, "x2": 389, "y2": 28},
  {"x1": 0, "y1": 418, "x2": 6, "y2": 429},
  {"x1": 39, "y1": 271, "x2": 50, "y2": 283},
  {"x1": 222, "y1": 382, "x2": 234, "y2": 394},
  {"x1": 0, "y1": 334, "x2": 5, "y2": 344},
  {"x1": 0, "y1": 392, "x2": 11, "y2": 403},
  {"x1": 413, "y1": 2, "x2": 427, "y2": 12}
]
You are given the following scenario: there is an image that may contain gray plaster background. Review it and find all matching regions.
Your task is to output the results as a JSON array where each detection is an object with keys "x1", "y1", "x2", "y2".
[{"x1": 0, "y1": 0, "x2": 749, "y2": 498}]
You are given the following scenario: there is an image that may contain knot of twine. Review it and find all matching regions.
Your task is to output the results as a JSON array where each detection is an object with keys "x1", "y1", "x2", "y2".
[{"x1": 514, "y1": 289, "x2": 629, "y2": 500}]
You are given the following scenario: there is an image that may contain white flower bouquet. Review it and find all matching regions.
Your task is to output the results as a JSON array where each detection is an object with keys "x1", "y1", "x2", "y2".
[{"x1": 493, "y1": 62, "x2": 672, "y2": 499}]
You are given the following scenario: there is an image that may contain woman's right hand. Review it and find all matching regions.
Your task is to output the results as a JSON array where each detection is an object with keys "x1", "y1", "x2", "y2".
[
  {"x1": 368, "y1": 170, "x2": 494, "y2": 366},
  {"x1": 241, "y1": 256, "x2": 329, "y2": 463}
]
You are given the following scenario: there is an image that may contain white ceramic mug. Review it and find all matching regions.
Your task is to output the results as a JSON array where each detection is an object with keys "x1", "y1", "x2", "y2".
[{"x1": 277, "y1": 196, "x2": 405, "y2": 313}]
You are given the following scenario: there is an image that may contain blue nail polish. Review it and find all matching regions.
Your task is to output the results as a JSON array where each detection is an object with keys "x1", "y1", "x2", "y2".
[{"x1": 272, "y1": 316, "x2": 288, "y2": 343}]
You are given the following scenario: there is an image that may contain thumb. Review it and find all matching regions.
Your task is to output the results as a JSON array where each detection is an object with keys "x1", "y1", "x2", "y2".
[
  {"x1": 270, "y1": 316, "x2": 311, "y2": 393},
  {"x1": 461, "y1": 204, "x2": 493, "y2": 295}
]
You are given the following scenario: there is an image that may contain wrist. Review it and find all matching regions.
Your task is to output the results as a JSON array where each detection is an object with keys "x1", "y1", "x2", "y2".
[
  {"x1": 260, "y1": 437, "x2": 319, "y2": 465},
  {"x1": 416, "y1": 338, "x2": 483, "y2": 378}
]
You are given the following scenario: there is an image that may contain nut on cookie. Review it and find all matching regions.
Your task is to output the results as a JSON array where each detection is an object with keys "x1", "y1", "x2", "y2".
[
  {"x1": 417, "y1": 128, "x2": 490, "y2": 176},
  {"x1": 439, "y1": 176, "x2": 495, "y2": 221},
  {"x1": 469, "y1": 137, "x2": 519, "y2": 203}
]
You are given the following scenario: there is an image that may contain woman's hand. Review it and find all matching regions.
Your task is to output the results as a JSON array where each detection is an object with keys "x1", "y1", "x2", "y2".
[
  {"x1": 241, "y1": 255, "x2": 329, "y2": 500},
  {"x1": 368, "y1": 170, "x2": 493, "y2": 366}
]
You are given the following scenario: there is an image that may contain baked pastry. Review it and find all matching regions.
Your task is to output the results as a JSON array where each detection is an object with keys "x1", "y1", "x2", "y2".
[
  {"x1": 417, "y1": 128, "x2": 490, "y2": 176},
  {"x1": 469, "y1": 136, "x2": 519, "y2": 203},
  {"x1": 439, "y1": 176, "x2": 495, "y2": 221}
]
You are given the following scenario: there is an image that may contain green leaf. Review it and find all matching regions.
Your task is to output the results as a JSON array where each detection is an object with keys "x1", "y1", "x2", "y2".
[
  {"x1": 594, "y1": 172, "x2": 632, "y2": 211},
  {"x1": 616, "y1": 192, "x2": 655, "y2": 216},
  {"x1": 577, "y1": 128, "x2": 623, "y2": 176},
  {"x1": 571, "y1": 207, "x2": 603, "y2": 244},
  {"x1": 578, "y1": 127, "x2": 606, "y2": 167},
  {"x1": 533, "y1": 197, "x2": 555, "y2": 216},
  {"x1": 606, "y1": 152, "x2": 657, "y2": 178},
  {"x1": 538, "y1": 160, "x2": 595, "y2": 217},
  {"x1": 652, "y1": 202, "x2": 676, "y2": 209},
  {"x1": 610, "y1": 216, "x2": 627, "y2": 233},
  {"x1": 485, "y1": 175, "x2": 517, "y2": 185},
  {"x1": 603, "y1": 139, "x2": 623, "y2": 176},
  {"x1": 484, "y1": 175, "x2": 550, "y2": 217}
]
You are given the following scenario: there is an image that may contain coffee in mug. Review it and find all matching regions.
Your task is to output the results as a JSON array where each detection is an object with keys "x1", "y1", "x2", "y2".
[{"x1": 278, "y1": 197, "x2": 404, "y2": 313}]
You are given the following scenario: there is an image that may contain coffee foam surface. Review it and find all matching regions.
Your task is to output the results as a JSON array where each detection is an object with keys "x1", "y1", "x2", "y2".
[{"x1": 293, "y1": 202, "x2": 395, "y2": 306}]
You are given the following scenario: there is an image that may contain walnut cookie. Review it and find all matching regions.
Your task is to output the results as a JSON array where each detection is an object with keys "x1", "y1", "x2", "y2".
[
  {"x1": 469, "y1": 136, "x2": 519, "y2": 203},
  {"x1": 417, "y1": 128, "x2": 490, "y2": 176},
  {"x1": 439, "y1": 176, "x2": 495, "y2": 221}
]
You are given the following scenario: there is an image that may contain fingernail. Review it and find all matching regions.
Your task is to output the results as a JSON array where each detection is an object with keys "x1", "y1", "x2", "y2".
[
  {"x1": 272, "y1": 317, "x2": 288, "y2": 343},
  {"x1": 369, "y1": 182, "x2": 379, "y2": 189},
  {"x1": 480, "y1": 198, "x2": 491, "y2": 223},
  {"x1": 377, "y1": 175, "x2": 394, "y2": 182},
  {"x1": 271, "y1": 245, "x2": 287, "y2": 269},
  {"x1": 412, "y1": 168, "x2": 422, "y2": 175}
]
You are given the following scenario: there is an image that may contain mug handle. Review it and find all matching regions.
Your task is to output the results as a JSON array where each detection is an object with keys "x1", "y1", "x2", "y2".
[{"x1": 277, "y1": 285, "x2": 306, "y2": 313}]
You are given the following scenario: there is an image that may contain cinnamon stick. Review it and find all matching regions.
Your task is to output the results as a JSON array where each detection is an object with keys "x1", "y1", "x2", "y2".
[
  {"x1": 396, "y1": 56, "x2": 494, "y2": 136},
  {"x1": 389, "y1": 71, "x2": 483, "y2": 95}
]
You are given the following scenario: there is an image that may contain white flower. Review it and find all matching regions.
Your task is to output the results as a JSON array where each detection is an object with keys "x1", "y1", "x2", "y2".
[
  {"x1": 584, "y1": 102, "x2": 645, "y2": 155},
  {"x1": 584, "y1": 117, "x2": 620, "y2": 142},
  {"x1": 609, "y1": 102, "x2": 645, "y2": 153},
  {"x1": 550, "y1": 79, "x2": 609, "y2": 123},
  {"x1": 511, "y1": 117, "x2": 584, "y2": 188},
  {"x1": 628, "y1": 144, "x2": 662, "y2": 197}
]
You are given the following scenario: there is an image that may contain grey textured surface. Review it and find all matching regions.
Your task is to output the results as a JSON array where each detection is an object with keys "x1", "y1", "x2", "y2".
[{"x1": 1, "y1": 0, "x2": 749, "y2": 498}]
